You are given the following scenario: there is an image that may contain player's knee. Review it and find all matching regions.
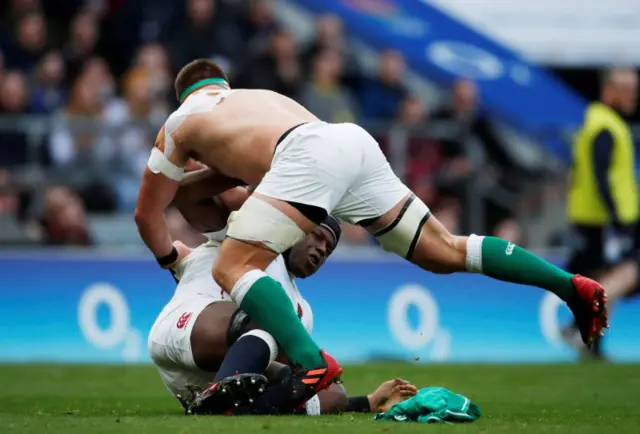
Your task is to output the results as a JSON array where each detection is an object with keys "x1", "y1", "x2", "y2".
[
  {"x1": 373, "y1": 195, "x2": 432, "y2": 259},
  {"x1": 317, "y1": 383, "x2": 349, "y2": 414},
  {"x1": 212, "y1": 258, "x2": 235, "y2": 293},
  {"x1": 372, "y1": 195, "x2": 467, "y2": 272}
]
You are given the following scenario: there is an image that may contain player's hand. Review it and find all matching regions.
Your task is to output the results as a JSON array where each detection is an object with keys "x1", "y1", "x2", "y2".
[
  {"x1": 173, "y1": 240, "x2": 193, "y2": 263},
  {"x1": 367, "y1": 378, "x2": 418, "y2": 412},
  {"x1": 163, "y1": 240, "x2": 193, "y2": 270}
]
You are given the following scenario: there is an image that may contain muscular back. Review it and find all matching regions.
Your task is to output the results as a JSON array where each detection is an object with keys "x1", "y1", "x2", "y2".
[{"x1": 167, "y1": 88, "x2": 319, "y2": 185}]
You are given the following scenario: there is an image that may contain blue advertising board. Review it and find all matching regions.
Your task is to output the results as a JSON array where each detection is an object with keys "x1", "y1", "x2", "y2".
[
  {"x1": 1, "y1": 251, "x2": 639, "y2": 363},
  {"x1": 293, "y1": 0, "x2": 587, "y2": 159}
]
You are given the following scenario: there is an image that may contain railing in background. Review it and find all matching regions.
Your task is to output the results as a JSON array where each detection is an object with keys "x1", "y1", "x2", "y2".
[{"x1": 0, "y1": 114, "x2": 557, "y2": 245}]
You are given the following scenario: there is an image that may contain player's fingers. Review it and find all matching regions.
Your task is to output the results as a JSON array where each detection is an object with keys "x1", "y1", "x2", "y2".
[
  {"x1": 393, "y1": 378, "x2": 409, "y2": 385},
  {"x1": 394, "y1": 384, "x2": 417, "y2": 396}
]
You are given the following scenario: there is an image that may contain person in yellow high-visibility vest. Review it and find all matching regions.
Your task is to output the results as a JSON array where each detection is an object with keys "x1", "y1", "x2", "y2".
[{"x1": 564, "y1": 68, "x2": 639, "y2": 359}]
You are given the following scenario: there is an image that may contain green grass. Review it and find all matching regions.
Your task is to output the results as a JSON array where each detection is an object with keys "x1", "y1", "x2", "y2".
[{"x1": 1, "y1": 363, "x2": 639, "y2": 433}]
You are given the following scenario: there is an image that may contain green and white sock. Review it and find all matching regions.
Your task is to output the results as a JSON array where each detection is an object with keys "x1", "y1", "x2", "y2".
[
  {"x1": 466, "y1": 234, "x2": 576, "y2": 301},
  {"x1": 230, "y1": 269, "x2": 324, "y2": 369}
]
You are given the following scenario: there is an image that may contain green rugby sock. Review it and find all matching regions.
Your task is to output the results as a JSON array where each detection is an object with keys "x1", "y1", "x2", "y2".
[
  {"x1": 467, "y1": 235, "x2": 576, "y2": 301},
  {"x1": 233, "y1": 271, "x2": 323, "y2": 369}
]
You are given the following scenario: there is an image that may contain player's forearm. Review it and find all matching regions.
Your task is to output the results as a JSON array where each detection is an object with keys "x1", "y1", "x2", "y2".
[
  {"x1": 134, "y1": 209, "x2": 174, "y2": 260},
  {"x1": 180, "y1": 167, "x2": 215, "y2": 186}
]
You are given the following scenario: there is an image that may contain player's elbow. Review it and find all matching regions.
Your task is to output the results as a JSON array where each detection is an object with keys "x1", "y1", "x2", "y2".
[
  {"x1": 318, "y1": 383, "x2": 349, "y2": 414},
  {"x1": 134, "y1": 206, "x2": 153, "y2": 229}
]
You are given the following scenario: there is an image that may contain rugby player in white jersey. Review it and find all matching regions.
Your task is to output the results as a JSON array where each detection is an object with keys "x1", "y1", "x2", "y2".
[
  {"x1": 150, "y1": 185, "x2": 417, "y2": 415},
  {"x1": 135, "y1": 59, "x2": 608, "y2": 412}
]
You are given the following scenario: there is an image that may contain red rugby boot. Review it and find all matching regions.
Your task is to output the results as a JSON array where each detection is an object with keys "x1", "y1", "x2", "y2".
[
  {"x1": 568, "y1": 275, "x2": 609, "y2": 348},
  {"x1": 288, "y1": 350, "x2": 343, "y2": 410}
]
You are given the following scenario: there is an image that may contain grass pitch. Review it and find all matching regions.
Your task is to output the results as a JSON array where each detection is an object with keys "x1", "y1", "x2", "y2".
[{"x1": 1, "y1": 363, "x2": 639, "y2": 433}]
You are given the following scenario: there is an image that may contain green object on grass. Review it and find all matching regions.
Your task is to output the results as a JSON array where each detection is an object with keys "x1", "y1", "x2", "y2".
[{"x1": 374, "y1": 387, "x2": 482, "y2": 424}]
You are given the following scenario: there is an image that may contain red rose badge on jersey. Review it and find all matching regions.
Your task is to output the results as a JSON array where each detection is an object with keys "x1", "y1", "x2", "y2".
[{"x1": 176, "y1": 312, "x2": 192, "y2": 329}]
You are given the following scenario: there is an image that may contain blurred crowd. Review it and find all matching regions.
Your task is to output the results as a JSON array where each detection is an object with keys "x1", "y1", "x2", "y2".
[{"x1": 0, "y1": 0, "x2": 525, "y2": 247}]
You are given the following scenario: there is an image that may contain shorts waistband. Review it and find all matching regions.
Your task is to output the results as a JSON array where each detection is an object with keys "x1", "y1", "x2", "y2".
[{"x1": 276, "y1": 122, "x2": 309, "y2": 147}]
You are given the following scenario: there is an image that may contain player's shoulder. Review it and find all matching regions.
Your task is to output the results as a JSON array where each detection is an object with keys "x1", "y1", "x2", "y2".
[{"x1": 153, "y1": 109, "x2": 182, "y2": 151}]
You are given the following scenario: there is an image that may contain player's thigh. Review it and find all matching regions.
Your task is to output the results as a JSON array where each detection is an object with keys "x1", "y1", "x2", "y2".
[
  {"x1": 148, "y1": 296, "x2": 219, "y2": 372},
  {"x1": 190, "y1": 301, "x2": 239, "y2": 372},
  {"x1": 331, "y1": 128, "x2": 411, "y2": 227},
  {"x1": 254, "y1": 122, "x2": 366, "y2": 223},
  {"x1": 356, "y1": 192, "x2": 466, "y2": 273},
  {"x1": 215, "y1": 195, "x2": 308, "y2": 288},
  {"x1": 333, "y1": 136, "x2": 467, "y2": 271}
]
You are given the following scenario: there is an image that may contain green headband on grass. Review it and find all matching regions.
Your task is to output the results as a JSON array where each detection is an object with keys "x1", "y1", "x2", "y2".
[{"x1": 179, "y1": 78, "x2": 229, "y2": 103}]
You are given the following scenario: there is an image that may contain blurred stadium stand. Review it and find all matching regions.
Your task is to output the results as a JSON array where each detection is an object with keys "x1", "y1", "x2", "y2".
[{"x1": 0, "y1": 0, "x2": 636, "y2": 253}]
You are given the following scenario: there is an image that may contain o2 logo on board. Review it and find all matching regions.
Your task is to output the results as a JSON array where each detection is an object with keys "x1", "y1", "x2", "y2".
[
  {"x1": 387, "y1": 284, "x2": 450, "y2": 361},
  {"x1": 77, "y1": 283, "x2": 142, "y2": 361}
]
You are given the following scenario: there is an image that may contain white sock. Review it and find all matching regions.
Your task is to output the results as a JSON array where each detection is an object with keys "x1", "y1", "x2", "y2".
[
  {"x1": 239, "y1": 329, "x2": 278, "y2": 365},
  {"x1": 230, "y1": 269, "x2": 267, "y2": 305},
  {"x1": 466, "y1": 234, "x2": 485, "y2": 274}
]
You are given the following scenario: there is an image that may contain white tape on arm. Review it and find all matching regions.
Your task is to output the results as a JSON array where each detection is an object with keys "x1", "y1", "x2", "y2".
[{"x1": 147, "y1": 148, "x2": 184, "y2": 181}]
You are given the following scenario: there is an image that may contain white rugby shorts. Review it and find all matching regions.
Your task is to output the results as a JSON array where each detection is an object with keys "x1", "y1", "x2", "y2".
[
  {"x1": 148, "y1": 295, "x2": 227, "y2": 400},
  {"x1": 255, "y1": 122, "x2": 411, "y2": 223}
]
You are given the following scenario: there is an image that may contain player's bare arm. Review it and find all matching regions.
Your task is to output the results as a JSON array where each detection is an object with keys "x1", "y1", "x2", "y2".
[{"x1": 135, "y1": 125, "x2": 189, "y2": 267}]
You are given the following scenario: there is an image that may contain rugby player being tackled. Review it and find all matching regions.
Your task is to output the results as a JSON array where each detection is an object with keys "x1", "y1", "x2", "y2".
[
  {"x1": 135, "y1": 59, "x2": 608, "y2": 413},
  {"x1": 150, "y1": 183, "x2": 417, "y2": 415}
]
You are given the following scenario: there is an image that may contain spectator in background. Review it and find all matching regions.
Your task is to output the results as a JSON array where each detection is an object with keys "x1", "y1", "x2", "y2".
[
  {"x1": 133, "y1": 43, "x2": 172, "y2": 103},
  {"x1": 394, "y1": 95, "x2": 443, "y2": 207},
  {"x1": 48, "y1": 75, "x2": 117, "y2": 212},
  {"x1": 299, "y1": 49, "x2": 358, "y2": 123},
  {"x1": 302, "y1": 14, "x2": 360, "y2": 88},
  {"x1": 0, "y1": 170, "x2": 19, "y2": 216},
  {"x1": 493, "y1": 219, "x2": 522, "y2": 245},
  {"x1": 358, "y1": 50, "x2": 407, "y2": 124},
  {"x1": 340, "y1": 221, "x2": 373, "y2": 246},
  {"x1": 238, "y1": 29, "x2": 301, "y2": 99},
  {"x1": 6, "y1": 12, "x2": 46, "y2": 71},
  {"x1": 39, "y1": 185, "x2": 93, "y2": 245},
  {"x1": 433, "y1": 78, "x2": 514, "y2": 232},
  {"x1": 62, "y1": 11, "x2": 99, "y2": 83},
  {"x1": 1, "y1": 0, "x2": 42, "y2": 27},
  {"x1": 166, "y1": 0, "x2": 244, "y2": 74},
  {"x1": 80, "y1": 57, "x2": 116, "y2": 105},
  {"x1": 237, "y1": 0, "x2": 279, "y2": 59},
  {"x1": 103, "y1": 67, "x2": 169, "y2": 211},
  {"x1": 0, "y1": 71, "x2": 31, "y2": 168},
  {"x1": 30, "y1": 51, "x2": 66, "y2": 113},
  {"x1": 432, "y1": 198, "x2": 461, "y2": 235}
]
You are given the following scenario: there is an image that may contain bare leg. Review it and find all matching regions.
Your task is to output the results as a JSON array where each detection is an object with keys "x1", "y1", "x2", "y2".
[
  {"x1": 212, "y1": 194, "x2": 333, "y2": 370},
  {"x1": 365, "y1": 194, "x2": 608, "y2": 346}
]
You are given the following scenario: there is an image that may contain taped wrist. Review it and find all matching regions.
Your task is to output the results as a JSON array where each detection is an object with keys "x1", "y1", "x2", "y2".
[{"x1": 156, "y1": 246, "x2": 178, "y2": 267}]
